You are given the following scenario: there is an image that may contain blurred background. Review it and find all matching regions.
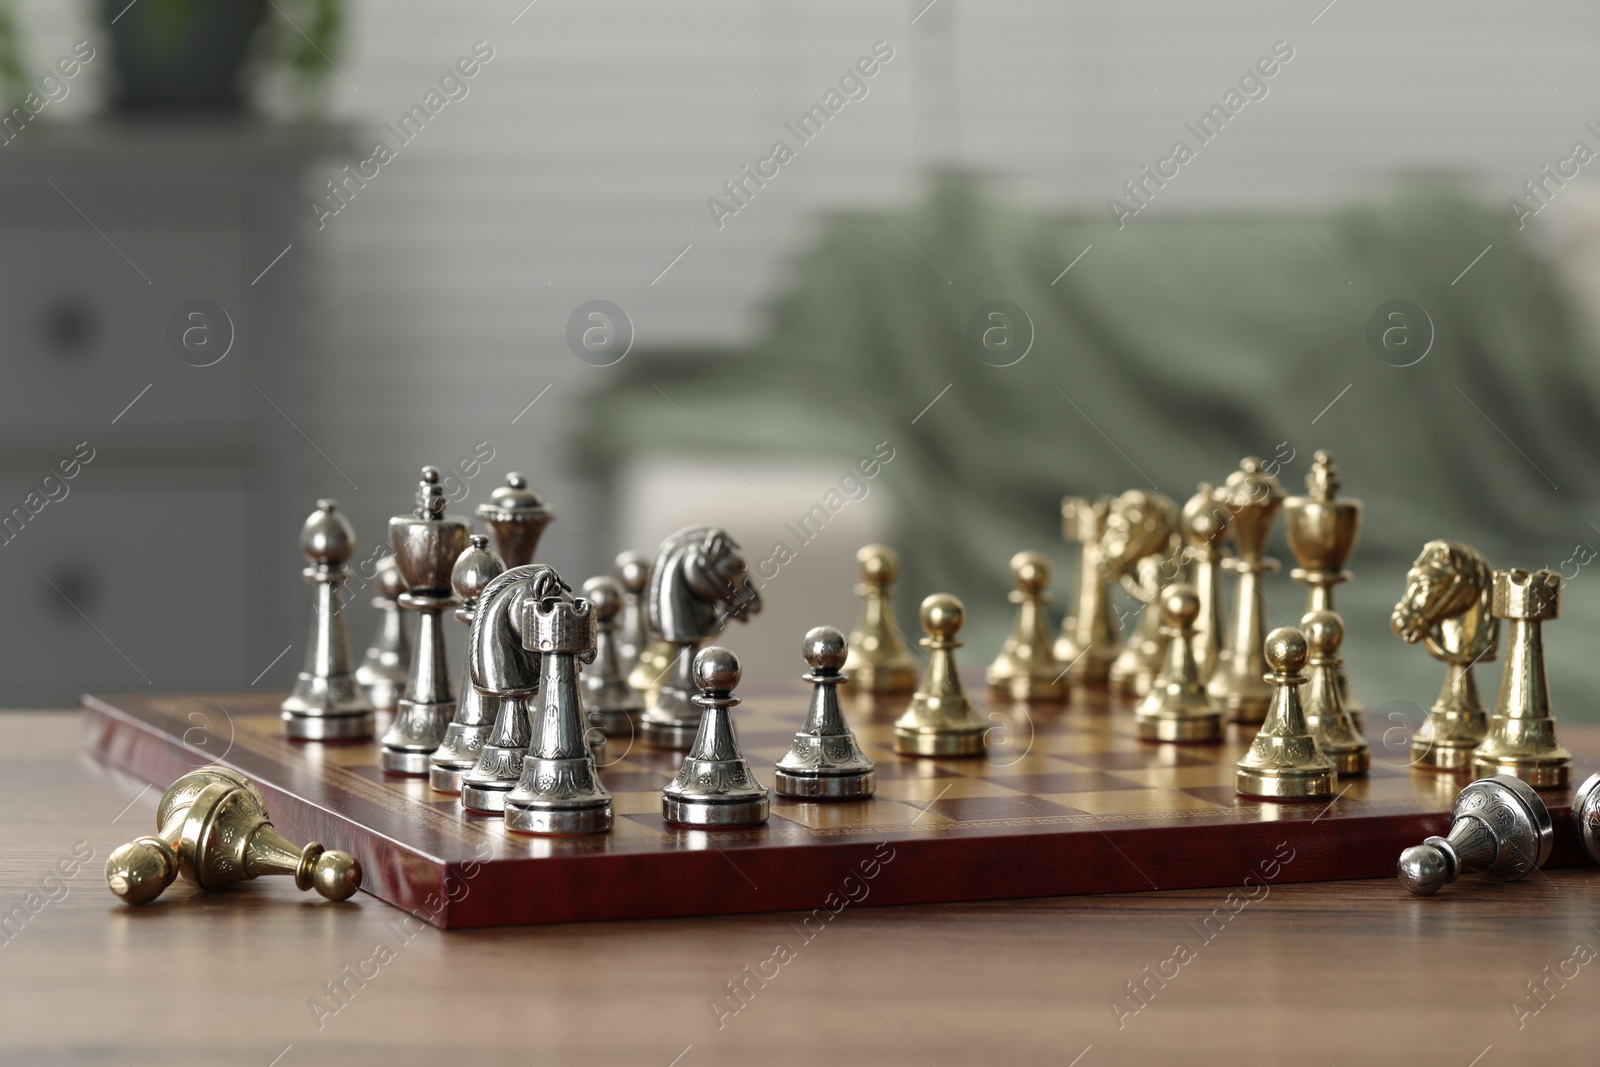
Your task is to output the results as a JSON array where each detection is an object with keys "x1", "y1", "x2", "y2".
[{"x1": 5, "y1": 0, "x2": 1600, "y2": 724}]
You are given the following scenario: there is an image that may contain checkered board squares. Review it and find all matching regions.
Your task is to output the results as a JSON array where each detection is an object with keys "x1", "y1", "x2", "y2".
[{"x1": 80, "y1": 687, "x2": 1595, "y2": 928}]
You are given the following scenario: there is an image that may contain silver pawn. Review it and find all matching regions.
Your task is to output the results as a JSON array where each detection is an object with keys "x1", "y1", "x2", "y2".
[
  {"x1": 581, "y1": 576, "x2": 644, "y2": 738},
  {"x1": 356, "y1": 555, "x2": 411, "y2": 713},
  {"x1": 281, "y1": 500, "x2": 375, "y2": 740},
  {"x1": 429, "y1": 536, "x2": 507, "y2": 793},
  {"x1": 662, "y1": 647, "x2": 769, "y2": 827},
  {"x1": 774, "y1": 626, "x2": 876, "y2": 799},
  {"x1": 614, "y1": 551, "x2": 651, "y2": 677},
  {"x1": 1397, "y1": 775, "x2": 1552, "y2": 896},
  {"x1": 380, "y1": 468, "x2": 470, "y2": 775},
  {"x1": 505, "y1": 595, "x2": 613, "y2": 834},
  {"x1": 1573, "y1": 771, "x2": 1600, "y2": 863}
]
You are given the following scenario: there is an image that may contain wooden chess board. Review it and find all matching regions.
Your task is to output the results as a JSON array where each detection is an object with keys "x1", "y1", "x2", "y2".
[{"x1": 80, "y1": 686, "x2": 1598, "y2": 929}]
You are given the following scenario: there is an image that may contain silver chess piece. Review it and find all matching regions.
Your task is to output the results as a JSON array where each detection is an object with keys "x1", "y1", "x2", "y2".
[
  {"x1": 460, "y1": 564, "x2": 566, "y2": 813},
  {"x1": 380, "y1": 468, "x2": 470, "y2": 775},
  {"x1": 429, "y1": 536, "x2": 507, "y2": 793},
  {"x1": 581, "y1": 576, "x2": 644, "y2": 737},
  {"x1": 475, "y1": 471, "x2": 553, "y2": 569},
  {"x1": 774, "y1": 626, "x2": 876, "y2": 799},
  {"x1": 1397, "y1": 775, "x2": 1553, "y2": 896},
  {"x1": 662, "y1": 646, "x2": 770, "y2": 827},
  {"x1": 505, "y1": 593, "x2": 613, "y2": 834},
  {"x1": 1572, "y1": 772, "x2": 1600, "y2": 864},
  {"x1": 640, "y1": 527, "x2": 763, "y2": 749},
  {"x1": 281, "y1": 500, "x2": 375, "y2": 741},
  {"x1": 614, "y1": 551, "x2": 652, "y2": 678},
  {"x1": 356, "y1": 555, "x2": 411, "y2": 713}
]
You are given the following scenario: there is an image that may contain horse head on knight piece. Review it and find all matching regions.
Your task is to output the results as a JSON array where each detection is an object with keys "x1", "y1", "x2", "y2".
[
  {"x1": 1100, "y1": 490, "x2": 1180, "y2": 603},
  {"x1": 1391, "y1": 540, "x2": 1498, "y2": 666},
  {"x1": 469, "y1": 563, "x2": 571, "y2": 696},
  {"x1": 648, "y1": 526, "x2": 762, "y2": 644}
]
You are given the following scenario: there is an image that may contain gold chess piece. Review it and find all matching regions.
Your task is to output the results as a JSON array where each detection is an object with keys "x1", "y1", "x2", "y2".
[
  {"x1": 1053, "y1": 496, "x2": 1110, "y2": 666},
  {"x1": 1180, "y1": 483, "x2": 1230, "y2": 683},
  {"x1": 1062, "y1": 492, "x2": 1172, "y2": 688},
  {"x1": 844, "y1": 544, "x2": 919, "y2": 693},
  {"x1": 1134, "y1": 584, "x2": 1222, "y2": 742},
  {"x1": 627, "y1": 636, "x2": 678, "y2": 701},
  {"x1": 1471, "y1": 569, "x2": 1572, "y2": 788},
  {"x1": 987, "y1": 551, "x2": 1065, "y2": 701},
  {"x1": 1109, "y1": 496, "x2": 1182, "y2": 698},
  {"x1": 105, "y1": 768, "x2": 361, "y2": 906},
  {"x1": 1284, "y1": 451, "x2": 1365, "y2": 731},
  {"x1": 1234, "y1": 626, "x2": 1336, "y2": 800},
  {"x1": 894, "y1": 594, "x2": 987, "y2": 757},
  {"x1": 1208, "y1": 458, "x2": 1284, "y2": 725},
  {"x1": 1391, "y1": 540, "x2": 1499, "y2": 771},
  {"x1": 1299, "y1": 611, "x2": 1369, "y2": 776}
]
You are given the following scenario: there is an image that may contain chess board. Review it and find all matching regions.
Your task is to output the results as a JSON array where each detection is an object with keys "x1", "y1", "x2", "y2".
[{"x1": 80, "y1": 686, "x2": 1597, "y2": 929}]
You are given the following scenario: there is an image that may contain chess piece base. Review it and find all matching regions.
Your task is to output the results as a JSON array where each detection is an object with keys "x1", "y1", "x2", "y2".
[
  {"x1": 429, "y1": 765, "x2": 465, "y2": 793},
  {"x1": 641, "y1": 718, "x2": 700, "y2": 750},
  {"x1": 378, "y1": 699, "x2": 452, "y2": 770},
  {"x1": 1218, "y1": 692, "x2": 1270, "y2": 726},
  {"x1": 1064, "y1": 650, "x2": 1116, "y2": 689},
  {"x1": 1135, "y1": 714, "x2": 1222, "y2": 743},
  {"x1": 430, "y1": 722, "x2": 492, "y2": 773},
  {"x1": 893, "y1": 724, "x2": 986, "y2": 757},
  {"x1": 845, "y1": 663, "x2": 918, "y2": 694},
  {"x1": 663, "y1": 794, "x2": 770, "y2": 827},
  {"x1": 774, "y1": 769, "x2": 876, "y2": 799},
  {"x1": 593, "y1": 707, "x2": 641, "y2": 736},
  {"x1": 461, "y1": 782, "x2": 512, "y2": 813},
  {"x1": 505, "y1": 802, "x2": 613, "y2": 835},
  {"x1": 1412, "y1": 698, "x2": 1490, "y2": 770},
  {"x1": 1327, "y1": 748, "x2": 1370, "y2": 776},
  {"x1": 380, "y1": 748, "x2": 432, "y2": 775},
  {"x1": 1469, "y1": 753, "x2": 1571, "y2": 789},
  {"x1": 1234, "y1": 766, "x2": 1336, "y2": 800},
  {"x1": 283, "y1": 710, "x2": 374, "y2": 741},
  {"x1": 986, "y1": 673, "x2": 1065, "y2": 703},
  {"x1": 1411, "y1": 735, "x2": 1477, "y2": 771}
]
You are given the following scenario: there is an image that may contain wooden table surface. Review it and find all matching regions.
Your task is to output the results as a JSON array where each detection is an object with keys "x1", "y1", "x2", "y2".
[{"x1": 4, "y1": 711, "x2": 1596, "y2": 1066}]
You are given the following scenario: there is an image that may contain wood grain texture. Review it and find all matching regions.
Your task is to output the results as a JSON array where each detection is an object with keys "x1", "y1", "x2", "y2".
[{"x1": 3, "y1": 710, "x2": 1599, "y2": 1065}]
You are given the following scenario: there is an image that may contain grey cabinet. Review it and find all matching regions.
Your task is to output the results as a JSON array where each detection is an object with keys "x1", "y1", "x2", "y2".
[{"x1": 0, "y1": 123, "x2": 347, "y2": 706}]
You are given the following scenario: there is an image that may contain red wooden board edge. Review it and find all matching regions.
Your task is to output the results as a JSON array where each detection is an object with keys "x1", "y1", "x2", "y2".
[{"x1": 79, "y1": 694, "x2": 1590, "y2": 929}]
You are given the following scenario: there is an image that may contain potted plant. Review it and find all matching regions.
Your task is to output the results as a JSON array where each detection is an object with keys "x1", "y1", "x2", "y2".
[{"x1": 0, "y1": 0, "x2": 343, "y2": 113}]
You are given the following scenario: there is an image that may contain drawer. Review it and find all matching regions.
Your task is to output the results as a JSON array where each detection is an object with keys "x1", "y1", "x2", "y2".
[{"x1": 0, "y1": 226, "x2": 250, "y2": 429}]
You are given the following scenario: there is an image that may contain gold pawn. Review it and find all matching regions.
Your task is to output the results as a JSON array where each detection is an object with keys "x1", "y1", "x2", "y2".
[
  {"x1": 106, "y1": 768, "x2": 362, "y2": 906},
  {"x1": 986, "y1": 551, "x2": 1065, "y2": 701},
  {"x1": 627, "y1": 637, "x2": 678, "y2": 700},
  {"x1": 1299, "y1": 611, "x2": 1369, "y2": 776},
  {"x1": 1134, "y1": 584, "x2": 1222, "y2": 742},
  {"x1": 1234, "y1": 626, "x2": 1336, "y2": 799},
  {"x1": 1472, "y1": 569, "x2": 1572, "y2": 787},
  {"x1": 844, "y1": 544, "x2": 919, "y2": 694},
  {"x1": 894, "y1": 594, "x2": 987, "y2": 757},
  {"x1": 1179, "y1": 483, "x2": 1230, "y2": 683}
]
